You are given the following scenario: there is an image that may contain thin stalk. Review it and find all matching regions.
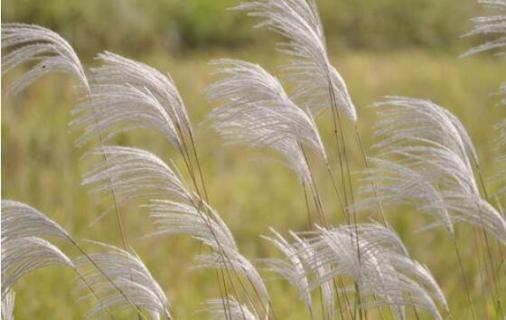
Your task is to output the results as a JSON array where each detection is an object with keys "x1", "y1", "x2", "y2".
[
  {"x1": 325, "y1": 162, "x2": 347, "y2": 221},
  {"x1": 353, "y1": 124, "x2": 387, "y2": 225},
  {"x1": 193, "y1": 170, "x2": 269, "y2": 317},
  {"x1": 179, "y1": 121, "x2": 263, "y2": 319},
  {"x1": 161, "y1": 125, "x2": 236, "y2": 319},
  {"x1": 472, "y1": 161, "x2": 501, "y2": 300},
  {"x1": 188, "y1": 128, "x2": 210, "y2": 203},
  {"x1": 452, "y1": 236, "x2": 477, "y2": 320},
  {"x1": 303, "y1": 182, "x2": 315, "y2": 229},
  {"x1": 186, "y1": 165, "x2": 268, "y2": 319},
  {"x1": 329, "y1": 103, "x2": 351, "y2": 223},
  {"x1": 73, "y1": 266, "x2": 117, "y2": 320},
  {"x1": 319, "y1": 286, "x2": 328, "y2": 320},
  {"x1": 299, "y1": 144, "x2": 327, "y2": 225},
  {"x1": 67, "y1": 237, "x2": 149, "y2": 320},
  {"x1": 84, "y1": 85, "x2": 129, "y2": 250},
  {"x1": 325, "y1": 71, "x2": 365, "y2": 320}
]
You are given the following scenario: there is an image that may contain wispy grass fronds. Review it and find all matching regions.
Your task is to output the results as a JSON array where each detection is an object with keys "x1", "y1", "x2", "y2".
[
  {"x1": 75, "y1": 242, "x2": 172, "y2": 320},
  {"x1": 208, "y1": 59, "x2": 327, "y2": 224},
  {"x1": 235, "y1": 0, "x2": 361, "y2": 229},
  {"x1": 234, "y1": 0, "x2": 356, "y2": 121},
  {"x1": 82, "y1": 146, "x2": 193, "y2": 205},
  {"x1": 292, "y1": 232, "x2": 338, "y2": 319},
  {"x1": 149, "y1": 200, "x2": 271, "y2": 311},
  {"x1": 72, "y1": 51, "x2": 192, "y2": 149},
  {"x1": 2, "y1": 237, "x2": 75, "y2": 296},
  {"x1": 205, "y1": 296, "x2": 258, "y2": 320},
  {"x1": 367, "y1": 97, "x2": 506, "y2": 244},
  {"x1": 84, "y1": 146, "x2": 271, "y2": 315},
  {"x1": 1, "y1": 200, "x2": 72, "y2": 242},
  {"x1": 261, "y1": 228, "x2": 312, "y2": 313},
  {"x1": 1, "y1": 23, "x2": 89, "y2": 95},
  {"x1": 1, "y1": 289, "x2": 15, "y2": 320},
  {"x1": 300, "y1": 225, "x2": 447, "y2": 319},
  {"x1": 373, "y1": 96, "x2": 478, "y2": 167},
  {"x1": 1, "y1": 200, "x2": 77, "y2": 297},
  {"x1": 149, "y1": 200, "x2": 236, "y2": 251},
  {"x1": 209, "y1": 59, "x2": 326, "y2": 161},
  {"x1": 439, "y1": 193, "x2": 506, "y2": 244},
  {"x1": 356, "y1": 158, "x2": 455, "y2": 235},
  {"x1": 462, "y1": 0, "x2": 506, "y2": 56}
]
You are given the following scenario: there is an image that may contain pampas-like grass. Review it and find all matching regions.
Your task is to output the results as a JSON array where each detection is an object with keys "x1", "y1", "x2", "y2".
[
  {"x1": 2, "y1": 200, "x2": 72, "y2": 241},
  {"x1": 462, "y1": 0, "x2": 506, "y2": 57},
  {"x1": 363, "y1": 97, "x2": 506, "y2": 244},
  {"x1": 299, "y1": 225, "x2": 447, "y2": 319},
  {"x1": 1, "y1": 23, "x2": 89, "y2": 95},
  {"x1": 209, "y1": 59, "x2": 326, "y2": 161},
  {"x1": 262, "y1": 228, "x2": 312, "y2": 312},
  {"x1": 81, "y1": 144, "x2": 272, "y2": 311},
  {"x1": 3, "y1": 0, "x2": 506, "y2": 318},
  {"x1": 1, "y1": 200, "x2": 171, "y2": 318},
  {"x1": 72, "y1": 52, "x2": 191, "y2": 150},
  {"x1": 205, "y1": 296, "x2": 258, "y2": 320},
  {"x1": 2, "y1": 237, "x2": 75, "y2": 296},
  {"x1": 82, "y1": 146, "x2": 193, "y2": 204},
  {"x1": 1, "y1": 289, "x2": 15, "y2": 320},
  {"x1": 234, "y1": 0, "x2": 356, "y2": 121},
  {"x1": 1, "y1": 200, "x2": 76, "y2": 297},
  {"x1": 75, "y1": 242, "x2": 172, "y2": 320},
  {"x1": 260, "y1": 224, "x2": 449, "y2": 319},
  {"x1": 208, "y1": 59, "x2": 326, "y2": 197}
]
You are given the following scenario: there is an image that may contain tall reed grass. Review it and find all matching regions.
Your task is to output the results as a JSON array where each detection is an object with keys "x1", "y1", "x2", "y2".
[{"x1": 1, "y1": 0, "x2": 505, "y2": 319}]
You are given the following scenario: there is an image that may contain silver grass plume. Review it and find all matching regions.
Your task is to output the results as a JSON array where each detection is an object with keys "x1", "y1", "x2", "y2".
[
  {"x1": 292, "y1": 233, "x2": 337, "y2": 320},
  {"x1": 205, "y1": 296, "x2": 258, "y2": 320},
  {"x1": 85, "y1": 147, "x2": 271, "y2": 314},
  {"x1": 356, "y1": 158, "x2": 454, "y2": 235},
  {"x1": 234, "y1": 0, "x2": 357, "y2": 121},
  {"x1": 1, "y1": 289, "x2": 15, "y2": 320},
  {"x1": 2, "y1": 200, "x2": 72, "y2": 242},
  {"x1": 75, "y1": 242, "x2": 172, "y2": 320},
  {"x1": 208, "y1": 59, "x2": 325, "y2": 189},
  {"x1": 373, "y1": 97, "x2": 478, "y2": 168},
  {"x1": 299, "y1": 224, "x2": 447, "y2": 319},
  {"x1": 463, "y1": 0, "x2": 506, "y2": 56},
  {"x1": 209, "y1": 59, "x2": 326, "y2": 159},
  {"x1": 261, "y1": 228, "x2": 312, "y2": 313},
  {"x1": 464, "y1": 1, "x2": 506, "y2": 201},
  {"x1": 1, "y1": 23, "x2": 89, "y2": 95},
  {"x1": 1, "y1": 200, "x2": 76, "y2": 296},
  {"x1": 363, "y1": 97, "x2": 506, "y2": 244},
  {"x1": 72, "y1": 51, "x2": 191, "y2": 150},
  {"x1": 262, "y1": 228, "x2": 338, "y2": 319},
  {"x1": 1, "y1": 200, "x2": 151, "y2": 317},
  {"x1": 149, "y1": 200, "x2": 271, "y2": 310},
  {"x1": 82, "y1": 146, "x2": 193, "y2": 205},
  {"x1": 2, "y1": 237, "x2": 75, "y2": 295}
]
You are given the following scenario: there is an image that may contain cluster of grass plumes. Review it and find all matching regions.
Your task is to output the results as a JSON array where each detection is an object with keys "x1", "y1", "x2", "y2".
[{"x1": 1, "y1": 0, "x2": 505, "y2": 319}]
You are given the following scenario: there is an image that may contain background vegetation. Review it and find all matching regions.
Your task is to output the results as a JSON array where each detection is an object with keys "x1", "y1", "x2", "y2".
[
  {"x1": 2, "y1": 0, "x2": 505, "y2": 319},
  {"x1": 2, "y1": 0, "x2": 483, "y2": 55}
]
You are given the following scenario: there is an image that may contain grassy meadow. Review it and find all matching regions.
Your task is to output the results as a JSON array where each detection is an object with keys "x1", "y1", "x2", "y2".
[
  {"x1": 2, "y1": 0, "x2": 506, "y2": 319},
  {"x1": 3, "y1": 48, "x2": 506, "y2": 318}
]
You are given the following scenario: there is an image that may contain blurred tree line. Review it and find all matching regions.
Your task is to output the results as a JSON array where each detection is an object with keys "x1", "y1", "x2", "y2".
[{"x1": 2, "y1": 0, "x2": 480, "y2": 57}]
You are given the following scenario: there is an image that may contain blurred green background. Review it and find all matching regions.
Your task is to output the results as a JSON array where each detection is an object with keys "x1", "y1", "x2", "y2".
[
  {"x1": 2, "y1": 0, "x2": 505, "y2": 319},
  {"x1": 2, "y1": 0, "x2": 484, "y2": 56}
]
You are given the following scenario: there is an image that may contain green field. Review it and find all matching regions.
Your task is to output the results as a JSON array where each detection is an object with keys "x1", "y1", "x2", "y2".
[{"x1": 3, "y1": 46, "x2": 506, "y2": 318}]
